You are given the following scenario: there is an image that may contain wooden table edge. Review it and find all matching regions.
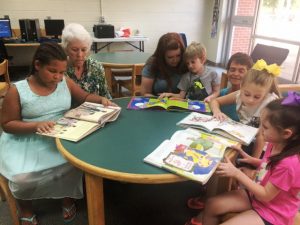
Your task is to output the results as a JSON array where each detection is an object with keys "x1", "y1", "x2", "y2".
[{"x1": 56, "y1": 138, "x2": 187, "y2": 184}]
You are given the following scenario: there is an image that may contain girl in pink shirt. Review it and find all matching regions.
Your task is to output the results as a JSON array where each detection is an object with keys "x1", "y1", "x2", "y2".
[{"x1": 186, "y1": 92, "x2": 300, "y2": 225}]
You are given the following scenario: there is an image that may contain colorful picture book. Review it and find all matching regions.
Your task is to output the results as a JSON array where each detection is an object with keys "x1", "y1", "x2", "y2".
[
  {"x1": 37, "y1": 102, "x2": 121, "y2": 142},
  {"x1": 177, "y1": 112, "x2": 258, "y2": 146},
  {"x1": 144, "y1": 128, "x2": 238, "y2": 184},
  {"x1": 127, "y1": 97, "x2": 211, "y2": 113}
]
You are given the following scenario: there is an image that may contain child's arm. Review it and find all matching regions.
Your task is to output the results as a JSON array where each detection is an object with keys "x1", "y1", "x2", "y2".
[
  {"x1": 66, "y1": 77, "x2": 116, "y2": 107},
  {"x1": 204, "y1": 83, "x2": 220, "y2": 102},
  {"x1": 217, "y1": 157, "x2": 281, "y2": 202},
  {"x1": 209, "y1": 91, "x2": 237, "y2": 121},
  {"x1": 230, "y1": 145, "x2": 262, "y2": 167},
  {"x1": 1, "y1": 86, "x2": 55, "y2": 134}
]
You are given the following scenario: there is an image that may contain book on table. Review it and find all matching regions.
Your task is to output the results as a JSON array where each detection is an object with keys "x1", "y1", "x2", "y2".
[
  {"x1": 177, "y1": 112, "x2": 258, "y2": 146},
  {"x1": 127, "y1": 96, "x2": 211, "y2": 113},
  {"x1": 144, "y1": 128, "x2": 238, "y2": 185},
  {"x1": 37, "y1": 102, "x2": 121, "y2": 142}
]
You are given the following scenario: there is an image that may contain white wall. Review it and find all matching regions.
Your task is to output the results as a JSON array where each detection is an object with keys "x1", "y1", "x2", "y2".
[{"x1": 1, "y1": 0, "x2": 223, "y2": 65}]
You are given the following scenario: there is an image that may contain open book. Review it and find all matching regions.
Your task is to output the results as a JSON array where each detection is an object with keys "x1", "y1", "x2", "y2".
[
  {"x1": 37, "y1": 102, "x2": 121, "y2": 142},
  {"x1": 177, "y1": 112, "x2": 258, "y2": 146},
  {"x1": 144, "y1": 128, "x2": 238, "y2": 184},
  {"x1": 127, "y1": 97, "x2": 211, "y2": 113}
]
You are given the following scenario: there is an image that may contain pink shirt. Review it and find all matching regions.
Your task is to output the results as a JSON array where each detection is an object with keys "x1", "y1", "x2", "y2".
[{"x1": 252, "y1": 144, "x2": 300, "y2": 225}]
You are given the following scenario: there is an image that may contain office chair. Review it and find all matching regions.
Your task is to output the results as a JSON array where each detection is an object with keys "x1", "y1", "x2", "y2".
[
  {"x1": 250, "y1": 43, "x2": 289, "y2": 65},
  {"x1": 179, "y1": 33, "x2": 187, "y2": 47}
]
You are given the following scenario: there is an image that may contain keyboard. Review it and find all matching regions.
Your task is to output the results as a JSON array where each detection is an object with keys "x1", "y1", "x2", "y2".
[{"x1": 2, "y1": 38, "x2": 22, "y2": 43}]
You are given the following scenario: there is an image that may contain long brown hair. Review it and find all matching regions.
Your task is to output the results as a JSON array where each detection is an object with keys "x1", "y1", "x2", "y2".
[
  {"x1": 265, "y1": 98, "x2": 300, "y2": 169},
  {"x1": 149, "y1": 32, "x2": 187, "y2": 90}
]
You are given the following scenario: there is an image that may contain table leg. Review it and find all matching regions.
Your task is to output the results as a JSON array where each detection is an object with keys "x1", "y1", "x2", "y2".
[{"x1": 85, "y1": 173, "x2": 105, "y2": 225}]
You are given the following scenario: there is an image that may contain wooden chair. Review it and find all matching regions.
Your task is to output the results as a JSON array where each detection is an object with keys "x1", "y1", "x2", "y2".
[
  {"x1": 0, "y1": 174, "x2": 20, "y2": 225},
  {"x1": 0, "y1": 59, "x2": 11, "y2": 97},
  {"x1": 117, "y1": 64, "x2": 143, "y2": 97},
  {"x1": 220, "y1": 72, "x2": 228, "y2": 89},
  {"x1": 102, "y1": 63, "x2": 134, "y2": 98}
]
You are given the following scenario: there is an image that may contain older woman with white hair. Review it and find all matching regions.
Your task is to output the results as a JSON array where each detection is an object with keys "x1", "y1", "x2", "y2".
[{"x1": 61, "y1": 23, "x2": 111, "y2": 99}]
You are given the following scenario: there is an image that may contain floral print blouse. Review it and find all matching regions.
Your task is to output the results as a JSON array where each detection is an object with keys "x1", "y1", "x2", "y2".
[{"x1": 66, "y1": 57, "x2": 112, "y2": 99}]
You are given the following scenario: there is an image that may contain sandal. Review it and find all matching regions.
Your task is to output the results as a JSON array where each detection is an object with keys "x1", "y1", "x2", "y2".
[
  {"x1": 19, "y1": 214, "x2": 38, "y2": 225},
  {"x1": 62, "y1": 203, "x2": 77, "y2": 223},
  {"x1": 187, "y1": 197, "x2": 205, "y2": 210},
  {"x1": 185, "y1": 217, "x2": 202, "y2": 225}
]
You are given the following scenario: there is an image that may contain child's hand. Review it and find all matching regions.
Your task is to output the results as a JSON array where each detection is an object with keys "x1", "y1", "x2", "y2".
[
  {"x1": 36, "y1": 121, "x2": 55, "y2": 133},
  {"x1": 230, "y1": 145, "x2": 253, "y2": 164},
  {"x1": 101, "y1": 97, "x2": 118, "y2": 107},
  {"x1": 216, "y1": 156, "x2": 239, "y2": 178},
  {"x1": 158, "y1": 92, "x2": 172, "y2": 99},
  {"x1": 213, "y1": 112, "x2": 228, "y2": 121},
  {"x1": 204, "y1": 95, "x2": 214, "y2": 103}
]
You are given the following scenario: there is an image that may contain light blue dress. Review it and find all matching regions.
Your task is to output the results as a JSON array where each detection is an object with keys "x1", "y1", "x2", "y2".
[{"x1": 0, "y1": 77, "x2": 83, "y2": 200}]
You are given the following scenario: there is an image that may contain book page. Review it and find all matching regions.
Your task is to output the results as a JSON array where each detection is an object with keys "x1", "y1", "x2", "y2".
[
  {"x1": 187, "y1": 100, "x2": 211, "y2": 113},
  {"x1": 177, "y1": 112, "x2": 220, "y2": 132},
  {"x1": 38, "y1": 118, "x2": 101, "y2": 142},
  {"x1": 162, "y1": 145, "x2": 221, "y2": 184},
  {"x1": 166, "y1": 99, "x2": 188, "y2": 110},
  {"x1": 214, "y1": 120, "x2": 258, "y2": 145},
  {"x1": 144, "y1": 140, "x2": 175, "y2": 167},
  {"x1": 146, "y1": 98, "x2": 168, "y2": 109},
  {"x1": 144, "y1": 139, "x2": 221, "y2": 184},
  {"x1": 170, "y1": 128, "x2": 237, "y2": 158},
  {"x1": 65, "y1": 102, "x2": 120, "y2": 124},
  {"x1": 127, "y1": 97, "x2": 150, "y2": 110}
]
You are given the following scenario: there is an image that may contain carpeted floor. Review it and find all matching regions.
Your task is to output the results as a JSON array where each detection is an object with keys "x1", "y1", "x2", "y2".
[{"x1": 0, "y1": 179, "x2": 203, "y2": 225}]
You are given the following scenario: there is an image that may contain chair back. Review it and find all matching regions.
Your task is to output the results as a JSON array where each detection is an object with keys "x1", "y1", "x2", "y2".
[
  {"x1": 131, "y1": 64, "x2": 143, "y2": 96},
  {"x1": 278, "y1": 84, "x2": 300, "y2": 96},
  {"x1": 220, "y1": 72, "x2": 228, "y2": 89},
  {"x1": 251, "y1": 44, "x2": 289, "y2": 65},
  {"x1": 0, "y1": 39, "x2": 9, "y2": 62},
  {"x1": 0, "y1": 59, "x2": 10, "y2": 97}
]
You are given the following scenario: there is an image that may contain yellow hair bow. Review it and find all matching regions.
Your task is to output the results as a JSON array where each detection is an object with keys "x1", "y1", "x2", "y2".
[{"x1": 252, "y1": 59, "x2": 281, "y2": 77}]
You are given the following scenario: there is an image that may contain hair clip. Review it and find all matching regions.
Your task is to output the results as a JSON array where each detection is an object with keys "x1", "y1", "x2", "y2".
[
  {"x1": 252, "y1": 59, "x2": 281, "y2": 77},
  {"x1": 281, "y1": 91, "x2": 300, "y2": 106}
]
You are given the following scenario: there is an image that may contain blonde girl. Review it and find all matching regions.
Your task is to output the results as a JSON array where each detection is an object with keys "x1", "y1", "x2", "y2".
[{"x1": 209, "y1": 59, "x2": 281, "y2": 158}]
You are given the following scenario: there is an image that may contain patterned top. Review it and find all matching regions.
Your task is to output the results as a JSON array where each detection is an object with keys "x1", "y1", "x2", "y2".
[{"x1": 66, "y1": 57, "x2": 112, "y2": 99}]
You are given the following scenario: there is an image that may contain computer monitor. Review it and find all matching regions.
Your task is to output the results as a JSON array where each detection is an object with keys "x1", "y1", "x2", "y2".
[
  {"x1": 0, "y1": 18, "x2": 12, "y2": 38},
  {"x1": 44, "y1": 19, "x2": 64, "y2": 39}
]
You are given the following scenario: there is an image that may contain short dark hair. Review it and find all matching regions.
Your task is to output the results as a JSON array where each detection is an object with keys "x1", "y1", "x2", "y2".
[
  {"x1": 30, "y1": 42, "x2": 67, "y2": 74},
  {"x1": 226, "y1": 52, "x2": 253, "y2": 71}
]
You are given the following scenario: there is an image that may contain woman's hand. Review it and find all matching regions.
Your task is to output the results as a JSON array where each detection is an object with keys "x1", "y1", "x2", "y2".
[
  {"x1": 101, "y1": 97, "x2": 118, "y2": 107},
  {"x1": 36, "y1": 121, "x2": 56, "y2": 133}
]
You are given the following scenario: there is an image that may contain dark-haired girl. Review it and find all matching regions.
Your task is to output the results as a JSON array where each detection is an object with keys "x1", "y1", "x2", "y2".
[
  {"x1": 0, "y1": 42, "x2": 115, "y2": 225},
  {"x1": 186, "y1": 93, "x2": 300, "y2": 225}
]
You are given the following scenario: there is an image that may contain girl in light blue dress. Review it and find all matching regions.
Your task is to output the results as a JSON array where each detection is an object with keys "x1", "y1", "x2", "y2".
[{"x1": 0, "y1": 42, "x2": 116, "y2": 225}]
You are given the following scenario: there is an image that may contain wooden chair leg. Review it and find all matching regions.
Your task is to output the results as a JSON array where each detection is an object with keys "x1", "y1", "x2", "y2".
[{"x1": 0, "y1": 175, "x2": 20, "y2": 225}]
